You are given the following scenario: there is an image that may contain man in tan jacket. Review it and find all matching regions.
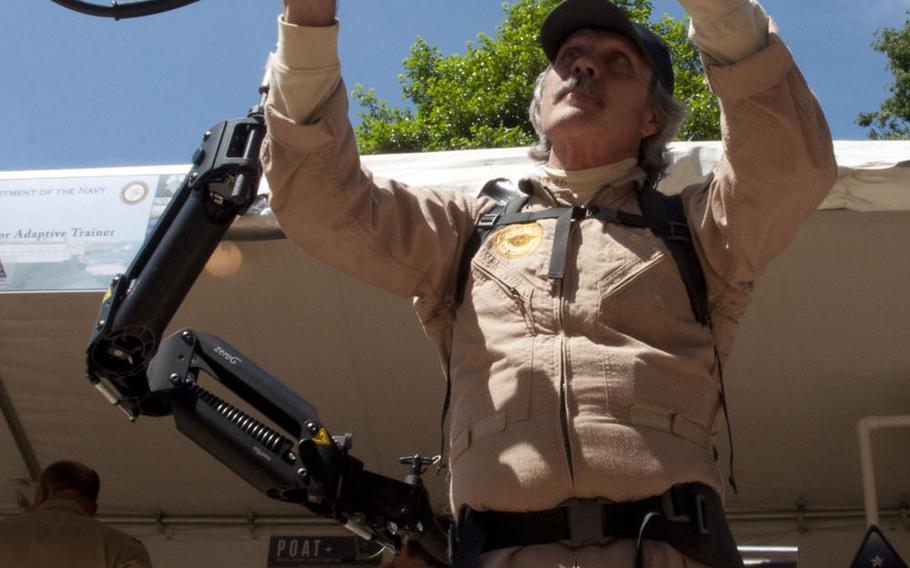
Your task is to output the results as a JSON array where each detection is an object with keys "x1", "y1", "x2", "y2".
[
  {"x1": 0, "y1": 460, "x2": 152, "y2": 568},
  {"x1": 263, "y1": 0, "x2": 836, "y2": 566}
]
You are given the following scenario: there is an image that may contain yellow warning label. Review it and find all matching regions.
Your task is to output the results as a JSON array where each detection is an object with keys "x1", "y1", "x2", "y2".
[
  {"x1": 102, "y1": 286, "x2": 113, "y2": 304},
  {"x1": 312, "y1": 428, "x2": 332, "y2": 446}
]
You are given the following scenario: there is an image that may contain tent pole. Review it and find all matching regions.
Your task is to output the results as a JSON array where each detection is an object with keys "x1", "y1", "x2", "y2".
[{"x1": 0, "y1": 371, "x2": 41, "y2": 486}]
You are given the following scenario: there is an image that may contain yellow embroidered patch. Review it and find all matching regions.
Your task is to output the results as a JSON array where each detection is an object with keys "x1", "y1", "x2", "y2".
[{"x1": 493, "y1": 222, "x2": 544, "y2": 259}]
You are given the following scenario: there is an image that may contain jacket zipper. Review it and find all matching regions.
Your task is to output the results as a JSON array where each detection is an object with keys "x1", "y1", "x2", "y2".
[
  {"x1": 556, "y1": 226, "x2": 577, "y2": 485},
  {"x1": 556, "y1": 280, "x2": 575, "y2": 484}
]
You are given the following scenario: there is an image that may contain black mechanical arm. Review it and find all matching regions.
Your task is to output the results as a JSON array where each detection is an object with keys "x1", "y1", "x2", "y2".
[
  {"x1": 86, "y1": 109, "x2": 264, "y2": 418},
  {"x1": 144, "y1": 329, "x2": 442, "y2": 553},
  {"x1": 83, "y1": 60, "x2": 449, "y2": 562}
]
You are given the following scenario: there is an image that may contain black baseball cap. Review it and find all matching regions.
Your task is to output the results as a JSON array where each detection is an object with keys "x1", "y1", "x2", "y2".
[{"x1": 540, "y1": 0, "x2": 675, "y2": 94}]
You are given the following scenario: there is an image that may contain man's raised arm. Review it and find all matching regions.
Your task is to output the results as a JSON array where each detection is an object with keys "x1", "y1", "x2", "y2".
[
  {"x1": 261, "y1": 1, "x2": 482, "y2": 304},
  {"x1": 283, "y1": 0, "x2": 335, "y2": 27},
  {"x1": 268, "y1": 0, "x2": 341, "y2": 125},
  {"x1": 672, "y1": 0, "x2": 837, "y2": 355}
]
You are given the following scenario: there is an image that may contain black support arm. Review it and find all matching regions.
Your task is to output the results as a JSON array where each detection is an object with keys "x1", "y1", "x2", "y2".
[
  {"x1": 86, "y1": 116, "x2": 264, "y2": 418},
  {"x1": 144, "y1": 329, "x2": 445, "y2": 556}
]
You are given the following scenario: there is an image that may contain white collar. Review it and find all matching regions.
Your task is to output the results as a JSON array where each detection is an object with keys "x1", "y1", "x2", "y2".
[{"x1": 538, "y1": 158, "x2": 645, "y2": 205}]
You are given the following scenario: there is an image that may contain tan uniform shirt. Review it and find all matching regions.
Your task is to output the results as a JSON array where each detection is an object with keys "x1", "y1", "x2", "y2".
[{"x1": 0, "y1": 499, "x2": 152, "y2": 568}]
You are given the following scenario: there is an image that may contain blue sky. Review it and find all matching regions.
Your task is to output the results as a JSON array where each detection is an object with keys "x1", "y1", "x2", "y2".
[{"x1": 2, "y1": 0, "x2": 906, "y2": 171}]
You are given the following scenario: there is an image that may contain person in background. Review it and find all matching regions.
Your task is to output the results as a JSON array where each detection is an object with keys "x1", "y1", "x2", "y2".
[{"x1": 0, "y1": 460, "x2": 153, "y2": 568}]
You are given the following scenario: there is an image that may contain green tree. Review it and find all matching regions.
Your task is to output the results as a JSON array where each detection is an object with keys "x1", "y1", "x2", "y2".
[
  {"x1": 353, "y1": 0, "x2": 720, "y2": 154},
  {"x1": 857, "y1": 13, "x2": 910, "y2": 140}
]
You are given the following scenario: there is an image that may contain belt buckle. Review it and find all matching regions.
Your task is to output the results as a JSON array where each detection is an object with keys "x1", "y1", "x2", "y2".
[
  {"x1": 559, "y1": 499, "x2": 610, "y2": 549},
  {"x1": 661, "y1": 487, "x2": 691, "y2": 523},
  {"x1": 661, "y1": 486, "x2": 712, "y2": 535}
]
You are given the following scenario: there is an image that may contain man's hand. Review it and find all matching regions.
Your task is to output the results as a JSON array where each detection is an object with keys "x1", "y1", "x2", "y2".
[
  {"x1": 283, "y1": 0, "x2": 336, "y2": 26},
  {"x1": 676, "y1": 0, "x2": 768, "y2": 65}
]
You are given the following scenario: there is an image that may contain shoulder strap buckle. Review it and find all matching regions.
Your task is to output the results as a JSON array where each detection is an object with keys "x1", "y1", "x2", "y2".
[
  {"x1": 667, "y1": 221, "x2": 691, "y2": 242},
  {"x1": 478, "y1": 212, "x2": 501, "y2": 229}
]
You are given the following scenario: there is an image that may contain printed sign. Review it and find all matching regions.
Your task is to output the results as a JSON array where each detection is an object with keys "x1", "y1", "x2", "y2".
[
  {"x1": 0, "y1": 172, "x2": 184, "y2": 292},
  {"x1": 267, "y1": 536, "x2": 383, "y2": 567}
]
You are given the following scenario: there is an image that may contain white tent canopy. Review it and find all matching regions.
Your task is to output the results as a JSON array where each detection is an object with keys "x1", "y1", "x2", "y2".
[{"x1": 1, "y1": 141, "x2": 908, "y2": 567}]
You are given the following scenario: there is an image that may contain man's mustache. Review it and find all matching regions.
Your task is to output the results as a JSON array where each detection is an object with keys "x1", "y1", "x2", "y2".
[{"x1": 554, "y1": 74, "x2": 605, "y2": 106}]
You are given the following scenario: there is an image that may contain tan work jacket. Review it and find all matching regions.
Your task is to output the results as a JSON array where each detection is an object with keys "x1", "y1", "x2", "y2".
[
  {"x1": 0, "y1": 499, "x2": 152, "y2": 568},
  {"x1": 261, "y1": 23, "x2": 836, "y2": 514}
]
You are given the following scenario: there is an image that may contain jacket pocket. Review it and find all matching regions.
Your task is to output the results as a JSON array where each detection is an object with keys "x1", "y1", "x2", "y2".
[
  {"x1": 603, "y1": 349, "x2": 719, "y2": 447},
  {"x1": 597, "y1": 244, "x2": 667, "y2": 308},
  {"x1": 450, "y1": 411, "x2": 508, "y2": 463},
  {"x1": 450, "y1": 256, "x2": 542, "y2": 464},
  {"x1": 449, "y1": 232, "x2": 546, "y2": 465},
  {"x1": 448, "y1": 332, "x2": 536, "y2": 450},
  {"x1": 597, "y1": 234, "x2": 697, "y2": 333},
  {"x1": 628, "y1": 404, "x2": 712, "y2": 448},
  {"x1": 471, "y1": 259, "x2": 536, "y2": 336}
]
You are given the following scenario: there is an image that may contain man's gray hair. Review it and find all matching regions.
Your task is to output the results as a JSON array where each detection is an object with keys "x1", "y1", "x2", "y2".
[{"x1": 528, "y1": 66, "x2": 687, "y2": 182}]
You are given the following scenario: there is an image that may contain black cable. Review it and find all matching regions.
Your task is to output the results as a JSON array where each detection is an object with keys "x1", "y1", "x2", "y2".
[{"x1": 50, "y1": 0, "x2": 202, "y2": 20}]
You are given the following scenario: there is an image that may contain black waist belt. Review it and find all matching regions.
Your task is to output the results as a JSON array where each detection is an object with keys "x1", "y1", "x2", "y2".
[{"x1": 453, "y1": 483, "x2": 744, "y2": 568}]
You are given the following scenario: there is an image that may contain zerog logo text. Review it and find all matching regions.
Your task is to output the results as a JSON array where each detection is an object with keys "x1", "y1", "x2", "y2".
[
  {"x1": 214, "y1": 345, "x2": 242, "y2": 365},
  {"x1": 252, "y1": 445, "x2": 272, "y2": 462}
]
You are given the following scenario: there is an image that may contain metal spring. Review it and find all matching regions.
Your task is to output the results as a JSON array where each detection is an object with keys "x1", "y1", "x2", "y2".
[{"x1": 191, "y1": 384, "x2": 292, "y2": 454}]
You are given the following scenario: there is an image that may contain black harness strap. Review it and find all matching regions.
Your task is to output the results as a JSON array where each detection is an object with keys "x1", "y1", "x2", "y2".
[
  {"x1": 484, "y1": 205, "x2": 653, "y2": 280},
  {"x1": 481, "y1": 204, "x2": 580, "y2": 279},
  {"x1": 635, "y1": 184, "x2": 710, "y2": 325},
  {"x1": 454, "y1": 179, "x2": 527, "y2": 306},
  {"x1": 548, "y1": 207, "x2": 576, "y2": 279},
  {"x1": 458, "y1": 179, "x2": 709, "y2": 325},
  {"x1": 454, "y1": 484, "x2": 744, "y2": 568}
]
